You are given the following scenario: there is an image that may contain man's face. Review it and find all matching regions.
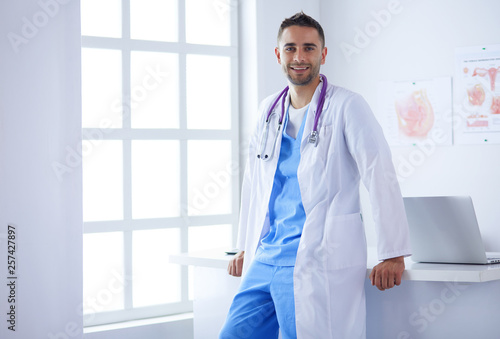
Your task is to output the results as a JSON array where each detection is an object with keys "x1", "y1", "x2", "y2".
[{"x1": 276, "y1": 25, "x2": 327, "y2": 87}]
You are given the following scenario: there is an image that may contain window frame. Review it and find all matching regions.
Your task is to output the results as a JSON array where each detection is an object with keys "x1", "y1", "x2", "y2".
[{"x1": 81, "y1": 0, "x2": 239, "y2": 326}]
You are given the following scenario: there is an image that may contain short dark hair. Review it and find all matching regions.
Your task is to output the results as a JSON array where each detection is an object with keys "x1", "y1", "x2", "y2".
[{"x1": 277, "y1": 11, "x2": 325, "y2": 48}]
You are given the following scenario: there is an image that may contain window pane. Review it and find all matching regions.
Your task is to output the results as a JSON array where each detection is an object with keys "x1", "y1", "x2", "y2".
[
  {"x1": 133, "y1": 229, "x2": 181, "y2": 307},
  {"x1": 83, "y1": 141, "x2": 123, "y2": 221},
  {"x1": 130, "y1": 0, "x2": 178, "y2": 42},
  {"x1": 188, "y1": 224, "x2": 232, "y2": 252},
  {"x1": 187, "y1": 140, "x2": 232, "y2": 216},
  {"x1": 186, "y1": 55, "x2": 231, "y2": 129},
  {"x1": 83, "y1": 232, "x2": 124, "y2": 314},
  {"x1": 130, "y1": 52, "x2": 179, "y2": 129},
  {"x1": 81, "y1": 0, "x2": 121, "y2": 38},
  {"x1": 82, "y1": 48, "x2": 122, "y2": 128},
  {"x1": 132, "y1": 141, "x2": 180, "y2": 219},
  {"x1": 186, "y1": 0, "x2": 231, "y2": 46}
]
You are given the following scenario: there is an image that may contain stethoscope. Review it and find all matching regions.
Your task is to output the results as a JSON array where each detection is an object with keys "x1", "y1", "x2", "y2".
[{"x1": 257, "y1": 74, "x2": 328, "y2": 161}]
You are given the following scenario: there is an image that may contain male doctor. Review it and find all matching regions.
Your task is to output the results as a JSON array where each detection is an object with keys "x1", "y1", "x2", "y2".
[{"x1": 219, "y1": 12, "x2": 411, "y2": 339}]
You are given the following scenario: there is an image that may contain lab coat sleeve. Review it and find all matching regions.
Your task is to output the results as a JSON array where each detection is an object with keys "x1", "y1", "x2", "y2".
[
  {"x1": 235, "y1": 151, "x2": 253, "y2": 251},
  {"x1": 235, "y1": 107, "x2": 264, "y2": 251},
  {"x1": 343, "y1": 94, "x2": 411, "y2": 261}
]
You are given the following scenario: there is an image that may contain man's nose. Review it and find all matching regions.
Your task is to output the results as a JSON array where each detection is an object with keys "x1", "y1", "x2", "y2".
[{"x1": 293, "y1": 50, "x2": 305, "y2": 63}]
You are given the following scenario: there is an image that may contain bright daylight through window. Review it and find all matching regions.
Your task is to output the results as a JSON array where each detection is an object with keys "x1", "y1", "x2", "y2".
[{"x1": 80, "y1": 0, "x2": 239, "y2": 326}]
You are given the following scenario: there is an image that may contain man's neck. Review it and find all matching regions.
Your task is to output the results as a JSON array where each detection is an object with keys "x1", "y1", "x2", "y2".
[{"x1": 288, "y1": 76, "x2": 321, "y2": 109}]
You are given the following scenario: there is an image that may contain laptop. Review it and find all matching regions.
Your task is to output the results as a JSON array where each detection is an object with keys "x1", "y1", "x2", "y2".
[{"x1": 403, "y1": 196, "x2": 500, "y2": 265}]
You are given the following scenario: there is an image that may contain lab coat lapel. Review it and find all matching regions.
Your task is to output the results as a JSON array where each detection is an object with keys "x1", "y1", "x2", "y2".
[{"x1": 300, "y1": 78, "x2": 329, "y2": 150}]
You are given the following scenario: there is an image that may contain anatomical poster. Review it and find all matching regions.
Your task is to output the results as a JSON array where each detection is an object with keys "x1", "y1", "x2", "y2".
[
  {"x1": 377, "y1": 77, "x2": 453, "y2": 147},
  {"x1": 454, "y1": 44, "x2": 500, "y2": 144}
]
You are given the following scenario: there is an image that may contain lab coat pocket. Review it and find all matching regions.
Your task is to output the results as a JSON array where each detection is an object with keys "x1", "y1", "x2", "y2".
[
  {"x1": 324, "y1": 212, "x2": 367, "y2": 270},
  {"x1": 318, "y1": 124, "x2": 335, "y2": 158},
  {"x1": 307, "y1": 124, "x2": 335, "y2": 169}
]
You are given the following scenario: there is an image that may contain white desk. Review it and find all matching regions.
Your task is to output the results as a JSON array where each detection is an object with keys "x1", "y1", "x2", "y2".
[
  {"x1": 170, "y1": 249, "x2": 241, "y2": 339},
  {"x1": 170, "y1": 248, "x2": 500, "y2": 339}
]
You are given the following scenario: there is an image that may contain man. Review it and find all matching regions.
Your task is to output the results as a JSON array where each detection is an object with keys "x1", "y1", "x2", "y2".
[{"x1": 219, "y1": 12, "x2": 411, "y2": 339}]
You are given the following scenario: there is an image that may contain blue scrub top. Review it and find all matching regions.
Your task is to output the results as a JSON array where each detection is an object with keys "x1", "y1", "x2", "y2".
[{"x1": 254, "y1": 106, "x2": 308, "y2": 266}]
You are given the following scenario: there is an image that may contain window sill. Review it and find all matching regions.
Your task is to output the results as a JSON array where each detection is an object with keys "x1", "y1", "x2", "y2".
[{"x1": 84, "y1": 313, "x2": 194, "y2": 339}]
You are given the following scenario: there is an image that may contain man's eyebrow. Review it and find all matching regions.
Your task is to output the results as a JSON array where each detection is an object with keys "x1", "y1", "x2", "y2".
[{"x1": 283, "y1": 42, "x2": 318, "y2": 48}]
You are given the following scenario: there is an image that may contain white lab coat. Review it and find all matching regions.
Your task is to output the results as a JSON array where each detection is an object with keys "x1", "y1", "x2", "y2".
[{"x1": 237, "y1": 79, "x2": 411, "y2": 338}]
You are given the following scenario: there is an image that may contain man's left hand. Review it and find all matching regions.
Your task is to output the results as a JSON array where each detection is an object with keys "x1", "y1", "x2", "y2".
[{"x1": 369, "y1": 256, "x2": 405, "y2": 291}]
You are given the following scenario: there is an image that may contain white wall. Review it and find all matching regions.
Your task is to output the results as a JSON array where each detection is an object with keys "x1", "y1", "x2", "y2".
[
  {"x1": 320, "y1": 0, "x2": 500, "y2": 251},
  {"x1": 0, "y1": 0, "x2": 83, "y2": 338}
]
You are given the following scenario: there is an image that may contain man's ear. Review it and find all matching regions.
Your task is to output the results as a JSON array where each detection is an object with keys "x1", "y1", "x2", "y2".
[
  {"x1": 321, "y1": 47, "x2": 328, "y2": 65},
  {"x1": 275, "y1": 47, "x2": 281, "y2": 65}
]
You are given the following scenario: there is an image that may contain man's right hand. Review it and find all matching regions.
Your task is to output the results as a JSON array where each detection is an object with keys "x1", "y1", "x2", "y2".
[{"x1": 227, "y1": 251, "x2": 245, "y2": 277}]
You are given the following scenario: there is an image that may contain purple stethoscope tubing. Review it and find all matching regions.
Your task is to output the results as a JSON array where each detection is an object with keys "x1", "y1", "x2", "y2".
[
  {"x1": 266, "y1": 74, "x2": 328, "y2": 128},
  {"x1": 258, "y1": 74, "x2": 328, "y2": 160}
]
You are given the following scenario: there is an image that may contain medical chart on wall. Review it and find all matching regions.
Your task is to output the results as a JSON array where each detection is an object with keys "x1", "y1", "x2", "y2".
[
  {"x1": 377, "y1": 77, "x2": 453, "y2": 147},
  {"x1": 454, "y1": 44, "x2": 500, "y2": 144}
]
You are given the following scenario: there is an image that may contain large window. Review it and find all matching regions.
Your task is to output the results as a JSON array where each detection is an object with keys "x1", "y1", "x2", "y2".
[{"x1": 81, "y1": 0, "x2": 239, "y2": 326}]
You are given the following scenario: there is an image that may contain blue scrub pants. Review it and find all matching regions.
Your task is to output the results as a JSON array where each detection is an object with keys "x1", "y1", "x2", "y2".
[{"x1": 219, "y1": 260, "x2": 297, "y2": 339}]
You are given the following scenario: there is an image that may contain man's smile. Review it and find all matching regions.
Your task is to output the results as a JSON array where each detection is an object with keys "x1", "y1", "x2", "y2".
[{"x1": 289, "y1": 65, "x2": 310, "y2": 73}]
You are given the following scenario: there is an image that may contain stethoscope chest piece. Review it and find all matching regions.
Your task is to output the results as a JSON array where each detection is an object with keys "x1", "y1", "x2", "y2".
[{"x1": 308, "y1": 130, "x2": 319, "y2": 147}]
